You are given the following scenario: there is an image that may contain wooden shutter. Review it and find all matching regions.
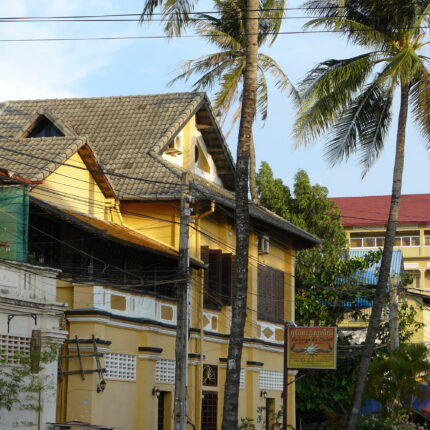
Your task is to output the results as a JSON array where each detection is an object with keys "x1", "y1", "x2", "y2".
[
  {"x1": 257, "y1": 265, "x2": 285, "y2": 322},
  {"x1": 221, "y1": 253, "x2": 233, "y2": 305},
  {"x1": 201, "y1": 246, "x2": 210, "y2": 292},
  {"x1": 208, "y1": 249, "x2": 223, "y2": 299}
]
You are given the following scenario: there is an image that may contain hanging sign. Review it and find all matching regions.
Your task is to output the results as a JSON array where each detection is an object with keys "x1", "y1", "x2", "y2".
[{"x1": 287, "y1": 327, "x2": 337, "y2": 370}]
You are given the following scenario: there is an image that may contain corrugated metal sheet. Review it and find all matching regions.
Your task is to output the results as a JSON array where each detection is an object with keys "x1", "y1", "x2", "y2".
[{"x1": 349, "y1": 249, "x2": 404, "y2": 286}]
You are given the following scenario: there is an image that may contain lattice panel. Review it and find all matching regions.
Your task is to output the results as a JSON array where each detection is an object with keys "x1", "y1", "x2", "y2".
[
  {"x1": 104, "y1": 353, "x2": 136, "y2": 381},
  {"x1": 239, "y1": 369, "x2": 245, "y2": 389},
  {"x1": 0, "y1": 335, "x2": 30, "y2": 364},
  {"x1": 156, "y1": 359, "x2": 175, "y2": 383},
  {"x1": 259, "y1": 370, "x2": 283, "y2": 391}
]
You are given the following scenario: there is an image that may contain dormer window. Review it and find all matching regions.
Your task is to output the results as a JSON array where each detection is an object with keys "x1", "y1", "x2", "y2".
[
  {"x1": 165, "y1": 135, "x2": 182, "y2": 156},
  {"x1": 26, "y1": 117, "x2": 64, "y2": 138}
]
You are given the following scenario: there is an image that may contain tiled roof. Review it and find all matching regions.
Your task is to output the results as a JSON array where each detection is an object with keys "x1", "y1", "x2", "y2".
[
  {"x1": 191, "y1": 175, "x2": 320, "y2": 248},
  {"x1": 0, "y1": 137, "x2": 85, "y2": 183},
  {"x1": 0, "y1": 92, "x2": 236, "y2": 197},
  {"x1": 331, "y1": 194, "x2": 430, "y2": 226},
  {"x1": 0, "y1": 93, "x2": 318, "y2": 245}
]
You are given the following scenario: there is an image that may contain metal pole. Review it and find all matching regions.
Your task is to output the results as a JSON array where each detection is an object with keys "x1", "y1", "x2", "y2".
[
  {"x1": 283, "y1": 323, "x2": 289, "y2": 430},
  {"x1": 174, "y1": 172, "x2": 191, "y2": 430}
]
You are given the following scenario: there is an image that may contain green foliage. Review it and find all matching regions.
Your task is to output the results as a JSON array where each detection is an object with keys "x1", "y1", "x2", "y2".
[
  {"x1": 295, "y1": 0, "x2": 430, "y2": 175},
  {"x1": 378, "y1": 301, "x2": 424, "y2": 345},
  {"x1": 366, "y1": 343, "x2": 430, "y2": 419},
  {"x1": 0, "y1": 344, "x2": 58, "y2": 417},
  {"x1": 257, "y1": 162, "x2": 379, "y2": 326},
  {"x1": 168, "y1": 0, "x2": 294, "y2": 127},
  {"x1": 357, "y1": 415, "x2": 426, "y2": 430},
  {"x1": 239, "y1": 406, "x2": 292, "y2": 430}
]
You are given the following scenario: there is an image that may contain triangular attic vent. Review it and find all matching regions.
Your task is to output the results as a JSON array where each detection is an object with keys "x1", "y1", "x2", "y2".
[{"x1": 26, "y1": 116, "x2": 64, "y2": 138}]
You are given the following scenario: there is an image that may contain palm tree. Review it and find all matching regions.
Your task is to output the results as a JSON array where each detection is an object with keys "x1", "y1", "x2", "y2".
[
  {"x1": 140, "y1": 0, "x2": 281, "y2": 427},
  {"x1": 294, "y1": 1, "x2": 430, "y2": 428},
  {"x1": 366, "y1": 344, "x2": 430, "y2": 420},
  {"x1": 169, "y1": 0, "x2": 293, "y2": 200}
]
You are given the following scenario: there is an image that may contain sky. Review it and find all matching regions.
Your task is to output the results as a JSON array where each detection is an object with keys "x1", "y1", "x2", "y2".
[{"x1": 1, "y1": 0, "x2": 430, "y2": 198}]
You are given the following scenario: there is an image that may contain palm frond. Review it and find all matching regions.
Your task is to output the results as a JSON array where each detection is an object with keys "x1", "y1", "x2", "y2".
[
  {"x1": 304, "y1": 17, "x2": 390, "y2": 49},
  {"x1": 381, "y1": 46, "x2": 422, "y2": 84},
  {"x1": 324, "y1": 78, "x2": 393, "y2": 172},
  {"x1": 224, "y1": 105, "x2": 242, "y2": 138},
  {"x1": 160, "y1": 0, "x2": 199, "y2": 36},
  {"x1": 410, "y1": 62, "x2": 430, "y2": 149},
  {"x1": 192, "y1": 20, "x2": 245, "y2": 50},
  {"x1": 258, "y1": 53, "x2": 298, "y2": 101},
  {"x1": 256, "y1": 70, "x2": 269, "y2": 121},
  {"x1": 295, "y1": 53, "x2": 376, "y2": 146},
  {"x1": 168, "y1": 56, "x2": 239, "y2": 91},
  {"x1": 213, "y1": 61, "x2": 245, "y2": 116}
]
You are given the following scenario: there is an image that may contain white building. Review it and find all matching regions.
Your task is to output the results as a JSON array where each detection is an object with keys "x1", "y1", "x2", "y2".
[{"x1": 0, "y1": 259, "x2": 66, "y2": 429}]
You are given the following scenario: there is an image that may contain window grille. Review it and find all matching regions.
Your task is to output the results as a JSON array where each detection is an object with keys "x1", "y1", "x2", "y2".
[
  {"x1": 0, "y1": 335, "x2": 30, "y2": 364},
  {"x1": 240, "y1": 369, "x2": 245, "y2": 389},
  {"x1": 156, "y1": 359, "x2": 175, "y2": 383},
  {"x1": 104, "y1": 353, "x2": 136, "y2": 381},
  {"x1": 259, "y1": 370, "x2": 283, "y2": 391}
]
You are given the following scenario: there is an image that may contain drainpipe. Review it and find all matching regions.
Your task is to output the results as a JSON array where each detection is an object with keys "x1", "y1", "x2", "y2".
[{"x1": 196, "y1": 201, "x2": 215, "y2": 220}]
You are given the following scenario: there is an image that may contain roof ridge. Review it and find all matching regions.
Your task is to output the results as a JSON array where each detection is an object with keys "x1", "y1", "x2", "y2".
[
  {"x1": 331, "y1": 193, "x2": 430, "y2": 199},
  {"x1": 2, "y1": 91, "x2": 206, "y2": 104}
]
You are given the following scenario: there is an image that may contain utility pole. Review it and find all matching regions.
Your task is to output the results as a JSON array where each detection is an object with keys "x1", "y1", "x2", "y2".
[
  {"x1": 283, "y1": 321, "x2": 296, "y2": 430},
  {"x1": 389, "y1": 276, "x2": 400, "y2": 351},
  {"x1": 174, "y1": 172, "x2": 191, "y2": 430}
]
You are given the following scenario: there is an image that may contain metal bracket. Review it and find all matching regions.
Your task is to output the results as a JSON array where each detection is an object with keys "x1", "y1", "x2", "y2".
[{"x1": 7, "y1": 313, "x2": 37, "y2": 333}]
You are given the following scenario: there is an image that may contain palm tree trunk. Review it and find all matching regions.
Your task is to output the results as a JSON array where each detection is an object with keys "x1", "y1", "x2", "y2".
[
  {"x1": 250, "y1": 134, "x2": 259, "y2": 202},
  {"x1": 221, "y1": 0, "x2": 258, "y2": 427},
  {"x1": 346, "y1": 82, "x2": 410, "y2": 430}
]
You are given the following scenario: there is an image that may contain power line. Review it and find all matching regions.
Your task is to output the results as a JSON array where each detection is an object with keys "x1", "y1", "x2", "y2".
[{"x1": 0, "y1": 26, "x2": 429, "y2": 43}]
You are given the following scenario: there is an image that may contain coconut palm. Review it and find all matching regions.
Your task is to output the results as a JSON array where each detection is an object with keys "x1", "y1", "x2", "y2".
[
  {"x1": 140, "y1": 0, "x2": 283, "y2": 426},
  {"x1": 294, "y1": 1, "x2": 430, "y2": 428},
  {"x1": 169, "y1": 0, "x2": 293, "y2": 200}
]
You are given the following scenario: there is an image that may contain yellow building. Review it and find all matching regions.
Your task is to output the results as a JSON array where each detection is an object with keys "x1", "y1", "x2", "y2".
[
  {"x1": 0, "y1": 94, "x2": 318, "y2": 429},
  {"x1": 332, "y1": 195, "x2": 430, "y2": 344}
]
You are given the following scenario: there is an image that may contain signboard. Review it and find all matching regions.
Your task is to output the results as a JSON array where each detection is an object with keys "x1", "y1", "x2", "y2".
[{"x1": 287, "y1": 327, "x2": 337, "y2": 370}]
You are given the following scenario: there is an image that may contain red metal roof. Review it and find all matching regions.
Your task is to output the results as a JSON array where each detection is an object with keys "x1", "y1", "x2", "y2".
[{"x1": 330, "y1": 194, "x2": 430, "y2": 227}]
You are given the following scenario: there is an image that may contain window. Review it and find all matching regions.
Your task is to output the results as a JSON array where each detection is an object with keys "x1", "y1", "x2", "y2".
[
  {"x1": 202, "y1": 364, "x2": 218, "y2": 386},
  {"x1": 166, "y1": 135, "x2": 182, "y2": 156},
  {"x1": 201, "y1": 392, "x2": 218, "y2": 430},
  {"x1": 104, "y1": 353, "x2": 136, "y2": 381},
  {"x1": 257, "y1": 265, "x2": 284, "y2": 322},
  {"x1": 350, "y1": 238, "x2": 363, "y2": 247},
  {"x1": 26, "y1": 117, "x2": 64, "y2": 138},
  {"x1": 156, "y1": 359, "x2": 175, "y2": 383},
  {"x1": 363, "y1": 237, "x2": 375, "y2": 247},
  {"x1": 201, "y1": 246, "x2": 235, "y2": 307},
  {"x1": 0, "y1": 335, "x2": 30, "y2": 364},
  {"x1": 259, "y1": 370, "x2": 283, "y2": 391},
  {"x1": 350, "y1": 235, "x2": 419, "y2": 248}
]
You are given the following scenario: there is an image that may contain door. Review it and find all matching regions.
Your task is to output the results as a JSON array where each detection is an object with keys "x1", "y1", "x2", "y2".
[{"x1": 201, "y1": 391, "x2": 218, "y2": 430}]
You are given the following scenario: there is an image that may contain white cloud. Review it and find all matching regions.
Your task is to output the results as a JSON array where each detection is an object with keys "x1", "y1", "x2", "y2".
[{"x1": 0, "y1": 0, "x2": 132, "y2": 100}]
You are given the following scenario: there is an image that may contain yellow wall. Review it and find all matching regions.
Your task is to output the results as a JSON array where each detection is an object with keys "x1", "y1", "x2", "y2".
[
  {"x1": 346, "y1": 224, "x2": 430, "y2": 289},
  {"x1": 31, "y1": 152, "x2": 121, "y2": 223},
  {"x1": 46, "y1": 121, "x2": 299, "y2": 429}
]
